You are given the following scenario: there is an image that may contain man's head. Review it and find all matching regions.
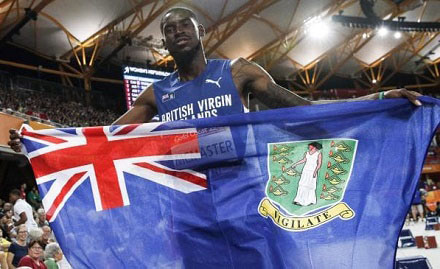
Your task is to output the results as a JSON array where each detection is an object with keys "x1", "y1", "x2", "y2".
[
  {"x1": 37, "y1": 208, "x2": 46, "y2": 221},
  {"x1": 160, "y1": 7, "x2": 205, "y2": 58},
  {"x1": 42, "y1": 225, "x2": 51, "y2": 241},
  {"x1": 9, "y1": 189, "x2": 21, "y2": 204},
  {"x1": 3, "y1": 202, "x2": 12, "y2": 211}
]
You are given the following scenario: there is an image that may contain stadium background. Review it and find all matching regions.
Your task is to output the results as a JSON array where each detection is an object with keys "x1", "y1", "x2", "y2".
[{"x1": 0, "y1": 0, "x2": 440, "y2": 267}]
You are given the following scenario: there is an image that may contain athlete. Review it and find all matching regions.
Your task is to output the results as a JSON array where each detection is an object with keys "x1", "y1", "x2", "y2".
[{"x1": 8, "y1": 7, "x2": 421, "y2": 151}]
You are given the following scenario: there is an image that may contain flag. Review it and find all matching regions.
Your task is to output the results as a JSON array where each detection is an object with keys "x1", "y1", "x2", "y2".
[{"x1": 21, "y1": 97, "x2": 440, "y2": 269}]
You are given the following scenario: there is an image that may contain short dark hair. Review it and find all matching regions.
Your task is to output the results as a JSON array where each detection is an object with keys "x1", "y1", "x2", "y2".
[
  {"x1": 308, "y1": 142, "x2": 323, "y2": 150},
  {"x1": 28, "y1": 239, "x2": 44, "y2": 249},
  {"x1": 9, "y1": 189, "x2": 21, "y2": 197},
  {"x1": 160, "y1": 7, "x2": 198, "y2": 33}
]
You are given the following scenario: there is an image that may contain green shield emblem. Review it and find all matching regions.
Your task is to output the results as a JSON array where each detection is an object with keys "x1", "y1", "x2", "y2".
[{"x1": 265, "y1": 139, "x2": 357, "y2": 217}]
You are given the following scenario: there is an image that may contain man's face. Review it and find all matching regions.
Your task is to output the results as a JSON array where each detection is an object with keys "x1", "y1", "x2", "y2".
[
  {"x1": 5, "y1": 210, "x2": 12, "y2": 218},
  {"x1": 162, "y1": 11, "x2": 202, "y2": 56},
  {"x1": 42, "y1": 226, "x2": 51, "y2": 240},
  {"x1": 3, "y1": 203, "x2": 12, "y2": 211},
  {"x1": 9, "y1": 194, "x2": 18, "y2": 204}
]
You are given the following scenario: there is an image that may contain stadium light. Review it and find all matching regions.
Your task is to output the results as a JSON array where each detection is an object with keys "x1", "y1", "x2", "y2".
[
  {"x1": 378, "y1": 27, "x2": 388, "y2": 37},
  {"x1": 308, "y1": 21, "x2": 329, "y2": 38}
]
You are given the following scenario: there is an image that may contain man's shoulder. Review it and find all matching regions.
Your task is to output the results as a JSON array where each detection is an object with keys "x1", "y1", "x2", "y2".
[
  {"x1": 153, "y1": 71, "x2": 176, "y2": 86},
  {"x1": 14, "y1": 199, "x2": 25, "y2": 209}
]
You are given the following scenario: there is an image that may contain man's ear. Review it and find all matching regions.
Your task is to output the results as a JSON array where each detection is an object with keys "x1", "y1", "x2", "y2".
[{"x1": 198, "y1": 24, "x2": 205, "y2": 38}]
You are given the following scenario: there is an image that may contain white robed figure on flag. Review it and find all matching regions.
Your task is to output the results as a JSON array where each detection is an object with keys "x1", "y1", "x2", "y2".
[{"x1": 291, "y1": 142, "x2": 323, "y2": 206}]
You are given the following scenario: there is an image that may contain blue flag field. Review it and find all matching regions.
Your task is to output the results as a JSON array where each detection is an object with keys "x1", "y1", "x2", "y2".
[{"x1": 21, "y1": 97, "x2": 440, "y2": 268}]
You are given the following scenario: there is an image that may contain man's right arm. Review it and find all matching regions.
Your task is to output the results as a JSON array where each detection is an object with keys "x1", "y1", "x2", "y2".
[
  {"x1": 113, "y1": 85, "x2": 158, "y2": 125},
  {"x1": 13, "y1": 212, "x2": 27, "y2": 227}
]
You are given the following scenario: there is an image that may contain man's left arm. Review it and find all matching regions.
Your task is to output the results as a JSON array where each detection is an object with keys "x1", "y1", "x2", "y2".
[{"x1": 230, "y1": 57, "x2": 422, "y2": 108}]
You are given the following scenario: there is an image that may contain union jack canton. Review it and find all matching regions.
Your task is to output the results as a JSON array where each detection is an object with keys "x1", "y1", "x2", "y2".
[{"x1": 21, "y1": 123, "x2": 207, "y2": 222}]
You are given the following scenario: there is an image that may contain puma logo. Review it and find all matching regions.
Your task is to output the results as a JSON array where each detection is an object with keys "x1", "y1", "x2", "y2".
[{"x1": 205, "y1": 77, "x2": 222, "y2": 88}]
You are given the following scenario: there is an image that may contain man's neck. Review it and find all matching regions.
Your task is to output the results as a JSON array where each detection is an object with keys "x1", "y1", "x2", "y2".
[{"x1": 174, "y1": 48, "x2": 207, "y2": 82}]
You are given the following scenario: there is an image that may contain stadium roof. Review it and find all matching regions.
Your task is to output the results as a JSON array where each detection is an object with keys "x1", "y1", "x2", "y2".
[{"x1": 1, "y1": 0, "x2": 440, "y2": 93}]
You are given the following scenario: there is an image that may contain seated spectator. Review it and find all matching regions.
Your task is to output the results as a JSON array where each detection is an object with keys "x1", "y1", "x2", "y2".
[
  {"x1": 0, "y1": 212, "x2": 12, "y2": 242},
  {"x1": 36, "y1": 209, "x2": 49, "y2": 228},
  {"x1": 1, "y1": 211, "x2": 14, "y2": 240},
  {"x1": 2, "y1": 203, "x2": 12, "y2": 214},
  {"x1": 41, "y1": 226, "x2": 54, "y2": 247},
  {"x1": 18, "y1": 239, "x2": 47, "y2": 269},
  {"x1": 44, "y1": 243, "x2": 63, "y2": 269},
  {"x1": 28, "y1": 228, "x2": 43, "y2": 244},
  {"x1": 411, "y1": 188, "x2": 424, "y2": 221},
  {"x1": 27, "y1": 187, "x2": 42, "y2": 210},
  {"x1": 0, "y1": 86, "x2": 119, "y2": 127},
  {"x1": 7, "y1": 224, "x2": 28, "y2": 268},
  {"x1": 0, "y1": 228, "x2": 11, "y2": 252},
  {"x1": 0, "y1": 250, "x2": 7, "y2": 269}
]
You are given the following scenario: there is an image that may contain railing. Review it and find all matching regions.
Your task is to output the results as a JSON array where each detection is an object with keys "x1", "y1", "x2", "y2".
[{"x1": 1, "y1": 108, "x2": 66, "y2": 128}]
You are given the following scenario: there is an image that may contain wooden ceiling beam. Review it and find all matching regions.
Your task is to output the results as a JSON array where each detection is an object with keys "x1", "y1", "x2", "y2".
[
  {"x1": 0, "y1": 0, "x2": 54, "y2": 49},
  {"x1": 95, "y1": 0, "x2": 179, "y2": 70},
  {"x1": 0, "y1": 58, "x2": 123, "y2": 84},
  {"x1": 378, "y1": 31, "x2": 440, "y2": 87},
  {"x1": 61, "y1": 0, "x2": 155, "y2": 59},
  {"x1": 0, "y1": 0, "x2": 17, "y2": 30},
  {"x1": 248, "y1": 0, "x2": 356, "y2": 66},
  {"x1": 205, "y1": 0, "x2": 279, "y2": 56},
  {"x1": 295, "y1": 1, "x2": 423, "y2": 91}
]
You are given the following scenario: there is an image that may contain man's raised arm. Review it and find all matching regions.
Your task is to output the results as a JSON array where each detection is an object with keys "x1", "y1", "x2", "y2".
[
  {"x1": 230, "y1": 57, "x2": 421, "y2": 108},
  {"x1": 112, "y1": 84, "x2": 158, "y2": 125}
]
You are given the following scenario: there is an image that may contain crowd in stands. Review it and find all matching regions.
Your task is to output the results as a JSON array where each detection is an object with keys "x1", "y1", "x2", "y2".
[
  {"x1": 407, "y1": 176, "x2": 440, "y2": 223},
  {"x1": 0, "y1": 87, "x2": 119, "y2": 127},
  {"x1": 0, "y1": 185, "x2": 71, "y2": 269}
]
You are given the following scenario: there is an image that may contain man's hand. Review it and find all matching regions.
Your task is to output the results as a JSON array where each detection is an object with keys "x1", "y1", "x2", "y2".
[
  {"x1": 8, "y1": 129, "x2": 22, "y2": 152},
  {"x1": 384, "y1": 89, "x2": 422, "y2": 106}
]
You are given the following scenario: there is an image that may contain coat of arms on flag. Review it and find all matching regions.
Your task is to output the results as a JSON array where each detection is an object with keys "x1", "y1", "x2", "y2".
[{"x1": 259, "y1": 139, "x2": 357, "y2": 231}]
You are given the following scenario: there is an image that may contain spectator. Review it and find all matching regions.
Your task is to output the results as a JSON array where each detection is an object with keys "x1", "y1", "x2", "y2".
[
  {"x1": 0, "y1": 87, "x2": 118, "y2": 127},
  {"x1": 0, "y1": 228, "x2": 11, "y2": 252},
  {"x1": 9, "y1": 189, "x2": 38, "y2": 231},
  {"x1": 41, "y1": 226, "x2": 54, "y2": 247},
  {"x1": 36, "y1": 209, "x2": 48, "y2": 228},
  {"x1": 0, "y1": 250, "x2": 7, "y2": 269},
  {"x1": 27, "y1": 187, "x2": 41, "y2": 210},
  {"x1": 7, "y1": 224, "x2": 28, "y2": 269},
  {"x1": 411, "y1": 188, "x2": 424, "y2": 221},
  {"x1": 20, "y1": 184, "x2": 27, "y2": 200},
  {"x1": 0, "y1": 213, "x2": 11, "y2": 241},
  {"x1": 44, "y1": 243, "x2": 63, "y2": 269},
  {"x1": 1, "y1": 211, "x2": 14, "y2": 240},
  {"x1": 28, "y1": 228, "x2": 43, "y2": 244},
  {"x1": 18, "y1": 239, "x2": 47, "y2": 269},
  {"x1": 2, "y1": 203, "x2": 12, "y2": 213}
]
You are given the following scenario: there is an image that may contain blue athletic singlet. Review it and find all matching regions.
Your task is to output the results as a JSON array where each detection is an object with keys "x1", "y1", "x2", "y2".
[{"x1": 153, "y1": 59, "x2": 245, "y2": 122}]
